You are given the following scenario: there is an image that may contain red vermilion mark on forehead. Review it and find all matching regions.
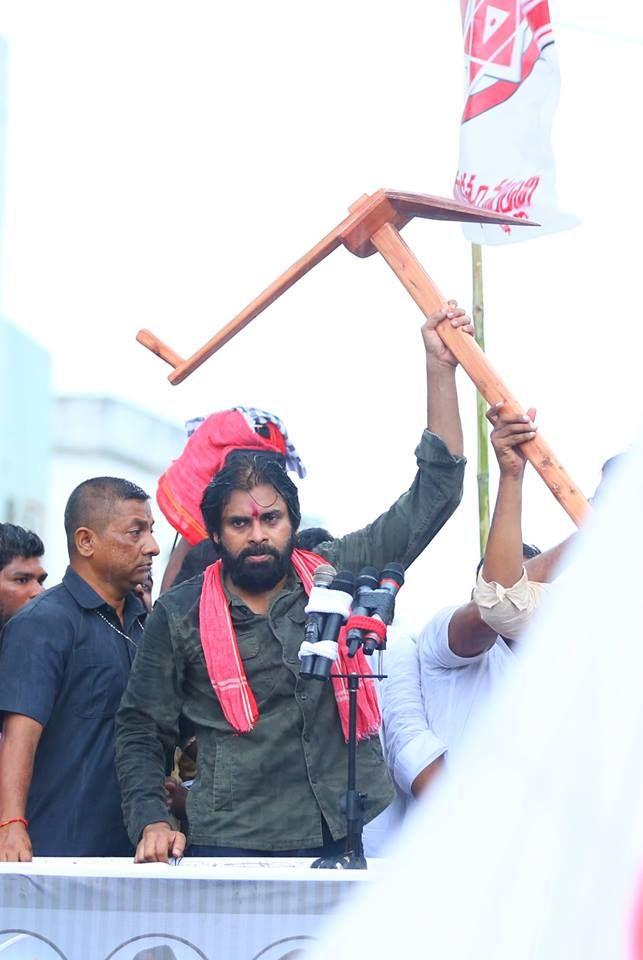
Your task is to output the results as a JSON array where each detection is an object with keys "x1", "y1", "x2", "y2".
[
  {"x1": 233, "y1": 489, "x2": 279, "y2": 517},
  {"x1": 248, "y1": 489, "x2": 279, "y2": 512}
]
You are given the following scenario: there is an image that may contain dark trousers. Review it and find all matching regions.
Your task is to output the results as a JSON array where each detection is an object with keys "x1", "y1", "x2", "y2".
[{"x1": 188, "y1": 820, "x2": 346, "y2": 858}]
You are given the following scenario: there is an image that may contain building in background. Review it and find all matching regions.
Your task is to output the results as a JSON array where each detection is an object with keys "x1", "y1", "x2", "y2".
[
  {"x1": 0, "y1": 37, "x2": 7, "y2": 286},
  {"x1": 0, "y1": 35, "x2": 182, "y2": 591},
  {"x1": 46, "y1": 395, "x2": 184, "y2": 585},
  {"x1": 0, "y1": 317, "x2": 51, "y2": 532}
]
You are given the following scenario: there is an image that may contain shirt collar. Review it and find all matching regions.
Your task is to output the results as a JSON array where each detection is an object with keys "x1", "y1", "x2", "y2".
[
  {"x1": 223, "y1": 570, "x2": 299, "y2": 615},
  {"x1": 63, "y1": 566, "x2": 107, "y2": 610},
  {"x1": 63, "y1": 567, "x2": 147, "y2": 626}
]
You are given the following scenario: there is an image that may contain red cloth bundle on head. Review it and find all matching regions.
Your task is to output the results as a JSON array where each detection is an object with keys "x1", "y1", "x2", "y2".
[{"x1": 157, "y1": 409, "x2": 288, "y2": 545}]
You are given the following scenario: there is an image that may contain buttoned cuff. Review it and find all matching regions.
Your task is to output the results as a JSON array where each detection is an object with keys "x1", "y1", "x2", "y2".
[{"x1": 393, "y1": 730, "x2": 447, "y2": 796}]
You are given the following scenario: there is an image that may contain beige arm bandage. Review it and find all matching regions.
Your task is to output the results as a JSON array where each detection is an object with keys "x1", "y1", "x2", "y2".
[{"x1": 473, "y1": 568, "x2": 553, "y2": 640}]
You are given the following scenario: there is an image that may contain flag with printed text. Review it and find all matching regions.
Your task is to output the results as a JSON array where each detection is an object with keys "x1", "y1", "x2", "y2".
[{"x1": 455, "y1": 0, "x2": 576, "y2": 243}]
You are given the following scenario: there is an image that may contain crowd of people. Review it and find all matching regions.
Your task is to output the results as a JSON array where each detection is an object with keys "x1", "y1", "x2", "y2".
[{"x1": 0, "y1": 301, "x2": 606, "y2": 863}]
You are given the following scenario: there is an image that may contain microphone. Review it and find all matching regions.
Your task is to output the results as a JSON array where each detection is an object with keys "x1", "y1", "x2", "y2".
[
  {"x1": 346, "y1": 567, "x2": 379, "y2": 657},
  {"x1": 310, "y1": 570, "x2": 355, "y2": 681},
  {"x1": 362, "y1": 562, "x2": 405, "y2": 654},
  {"x1": 300, "y1": 563, "x2": 337, "y2": 677}
]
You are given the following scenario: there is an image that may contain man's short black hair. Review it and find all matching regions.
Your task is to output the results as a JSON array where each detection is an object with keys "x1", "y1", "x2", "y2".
[
  {"x1": 64, "y1": 477, "x2": 150, "y2": 554},
  {"x1": 0, "y1": 523, "x2": 45, "y2": 572},
  {"x1": 201, "y1": 451, "x2": 301, "y2": 539},
  {"x1": 476, "y1": 542, "x2": 541, "y2": 579}
]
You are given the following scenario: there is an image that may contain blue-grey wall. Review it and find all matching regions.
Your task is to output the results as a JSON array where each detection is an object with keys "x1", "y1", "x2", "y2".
[{"x1": 0, "y1": 319, "x2": 51, "y2": 531}]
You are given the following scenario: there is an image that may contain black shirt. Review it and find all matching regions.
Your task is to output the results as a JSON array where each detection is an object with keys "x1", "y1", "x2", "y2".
[{"x1": 0, "y1": 567, "x2": 146, "y2": 856}]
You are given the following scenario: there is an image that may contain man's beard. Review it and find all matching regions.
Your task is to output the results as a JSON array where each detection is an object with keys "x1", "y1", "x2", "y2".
[{"x1": 219, "y1": 534, "x2": 296, "y2": 593}]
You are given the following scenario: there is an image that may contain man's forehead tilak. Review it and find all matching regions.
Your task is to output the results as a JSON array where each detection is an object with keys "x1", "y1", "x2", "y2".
[{"x1": 226, "y1": 488, "x2": 282, "y2": 517}]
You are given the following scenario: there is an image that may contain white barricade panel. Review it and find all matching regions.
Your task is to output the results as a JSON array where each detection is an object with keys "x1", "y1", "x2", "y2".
[{"x1": 0, "y1": 858, "x2": 375, "y2": 960}]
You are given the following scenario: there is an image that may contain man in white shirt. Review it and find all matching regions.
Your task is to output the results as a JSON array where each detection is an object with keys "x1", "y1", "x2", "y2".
[
  {"x1": 381, "y1": 402, "x2": 544, "y2": 799},
  {"x1": 382, "y1": 403, "x2": 625, "y2": 810}
]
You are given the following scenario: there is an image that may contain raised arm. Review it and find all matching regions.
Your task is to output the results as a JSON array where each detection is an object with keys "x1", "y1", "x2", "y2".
[
  {"x1": 474, "y1": 403, "x2": 552, "y2": 641},
  {"x1": 481, "y1": 402, "x2": 536, "y2": 587},
  {"x1": 524, "y1": 536, "x2": 574, "y2": 582},
  {"x1": 0, "y1": 715, "x2": 43, "y2": 861},
  {"x1": 322, "y1": 303, "x2": 470, "y2": 574},
  {"x1": 422, "y1": 300, "x2": 472, "y2": 457}
]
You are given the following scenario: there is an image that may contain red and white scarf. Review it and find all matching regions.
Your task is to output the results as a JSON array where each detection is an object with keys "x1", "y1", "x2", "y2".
[{"x1": 198, "y1": 548, "x2": 381, "y2": 741}]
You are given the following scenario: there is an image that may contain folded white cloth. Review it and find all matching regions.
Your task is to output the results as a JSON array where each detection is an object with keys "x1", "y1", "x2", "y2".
[{"x1": 473, "y1": 568, "x2": 552, "y2": 640}]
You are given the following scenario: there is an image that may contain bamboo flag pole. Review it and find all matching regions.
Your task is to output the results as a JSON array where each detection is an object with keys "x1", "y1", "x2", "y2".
[{"x1": 471, "y1": 242, "x2": 490, "y2": 556}]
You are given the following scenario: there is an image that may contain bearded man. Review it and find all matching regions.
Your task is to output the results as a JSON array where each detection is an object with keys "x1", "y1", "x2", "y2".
[{"x1": 116, "y1": 302, "x2": 471, "y2": 862}]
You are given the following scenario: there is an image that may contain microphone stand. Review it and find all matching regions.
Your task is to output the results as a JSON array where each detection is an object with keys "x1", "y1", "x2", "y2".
[{"x1": 311, "y1": 664, "x2": 386, "y2": 871}]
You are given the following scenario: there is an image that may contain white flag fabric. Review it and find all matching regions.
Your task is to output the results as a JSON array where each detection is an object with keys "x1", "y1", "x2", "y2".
[
  {"x1": 308, "y1": 424, "x2": 643, "y2": 959},
  {"x1": 454, "y1": 0, "x2": 577, "y2": 244}
]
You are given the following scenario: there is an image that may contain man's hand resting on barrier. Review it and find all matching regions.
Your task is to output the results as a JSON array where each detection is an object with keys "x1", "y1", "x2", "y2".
[
  {"x1": 135, "y1": 821, "x2": 186, "y2": 863},
  {"x1": 0, "y1": 820, "x2": 32, "y2": 862}
]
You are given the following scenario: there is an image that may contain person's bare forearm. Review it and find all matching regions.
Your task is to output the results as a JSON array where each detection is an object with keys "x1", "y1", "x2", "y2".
[
  {"x1": 411, "y1": 754, "x2": 446, "y2": 797},
  {"x1": 448, "y1": 601, "x2": 499, "y2": 658},
  {"x1": 482, "y1": 475, "x2": 524, "y2": 587},
  {"x1": 525, "y1": 534, "x2": 574, "y2": 582},
  {"x1": 0, "y1": 716, "x2": 41, "y2": 860},
  {"x1": 427, "y1": 359, "x2": 463, "y2": 457},
  {"x1": 0, "y1": 715, "x2": 41, "y2": 820}
]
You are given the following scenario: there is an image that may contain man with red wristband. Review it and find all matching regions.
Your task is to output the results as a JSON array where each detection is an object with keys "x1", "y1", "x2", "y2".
[{"x1": 0, "y1": 477, "x2": 159, "y2": 861}]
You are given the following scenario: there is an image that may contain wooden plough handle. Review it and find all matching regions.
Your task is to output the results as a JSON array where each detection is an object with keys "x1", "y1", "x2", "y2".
[{"x1": 370, "y1": 222, "x2": 590, "y2": 527}]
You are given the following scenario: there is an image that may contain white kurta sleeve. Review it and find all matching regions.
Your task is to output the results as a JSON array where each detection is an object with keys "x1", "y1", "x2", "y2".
[{"x1": 381, "y1": 633, "x2": 447, "y2": 796}]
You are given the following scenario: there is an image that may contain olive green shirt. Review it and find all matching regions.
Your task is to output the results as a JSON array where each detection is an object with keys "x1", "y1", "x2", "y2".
[{"x1": 115, "y1": 430, "x2": 465, "y2": 849}]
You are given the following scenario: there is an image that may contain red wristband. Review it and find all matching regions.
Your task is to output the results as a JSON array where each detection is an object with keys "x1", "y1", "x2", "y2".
[{"x1": 0, "y1": 817, "x2": 28, "y2": 830}]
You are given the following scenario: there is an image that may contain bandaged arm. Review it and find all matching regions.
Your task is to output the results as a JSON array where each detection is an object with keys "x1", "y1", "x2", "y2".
[{"x1": 473, "y1": 568, "x2": 552, "y2": 640}]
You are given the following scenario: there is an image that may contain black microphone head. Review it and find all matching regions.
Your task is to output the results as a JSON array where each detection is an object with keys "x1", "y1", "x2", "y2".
[
  {"x1": 313, "y1": 563, "x2": 336, "y2": 588},
  {"x1": 380, "y1": 562, "x2": 405, "y2": 588},
  {"x1": 330, "y1": 570, "x2": 355, "y2": 594},
  {"x1": 356, "y1": 566, "x2": 379, "y2": 591}
]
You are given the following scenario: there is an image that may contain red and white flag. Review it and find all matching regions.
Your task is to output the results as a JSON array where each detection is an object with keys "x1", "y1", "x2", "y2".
[{"x1": 454, "y1": 0, "x2": 576, "y2": 244}]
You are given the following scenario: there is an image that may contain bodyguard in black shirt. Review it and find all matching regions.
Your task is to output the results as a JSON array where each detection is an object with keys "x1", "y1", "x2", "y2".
[{"x1": 0, "y1": 477, "x2": 159, "y2": 860}]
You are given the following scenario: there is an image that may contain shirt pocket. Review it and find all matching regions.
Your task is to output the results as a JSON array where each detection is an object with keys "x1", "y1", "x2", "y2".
[
  {"x1": 237, "y1": 633, "x2": 281, "y2": 706},
  {"x1": 72, "y1": 659, "x2": 126, "y2": 719}
]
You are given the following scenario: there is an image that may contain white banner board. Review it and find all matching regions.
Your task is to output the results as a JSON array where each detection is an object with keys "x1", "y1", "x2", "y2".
[{"x1": 0, "y1": 858, "x2": 374, "y2": 960}]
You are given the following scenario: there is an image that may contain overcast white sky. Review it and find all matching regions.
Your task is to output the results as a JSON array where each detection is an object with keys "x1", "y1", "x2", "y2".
[{"x1": 0, "y1": 1, "x2": 641, "y2": 628}]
